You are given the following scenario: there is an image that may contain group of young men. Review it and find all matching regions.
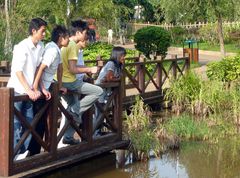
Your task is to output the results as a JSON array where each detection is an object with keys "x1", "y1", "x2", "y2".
[{"x1": 8, "y1": 18, "x2": 103, "y2": 160}]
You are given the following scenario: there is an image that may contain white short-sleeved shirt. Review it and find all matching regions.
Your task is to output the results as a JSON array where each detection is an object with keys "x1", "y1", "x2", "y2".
[
  {"x1": 7, "y1": 37, "x2": 44, "y2": 94},
  {"x1": 76, "y1": 49, "x2": 85, "y2": 82},
  {"x1": 41, "y1": 41, "x2": 61, "y2": 89}
]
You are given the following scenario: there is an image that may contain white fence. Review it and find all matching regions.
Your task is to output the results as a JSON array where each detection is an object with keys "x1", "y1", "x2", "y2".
[{"x1": 130, "y1": 21, "x2": 240, "y2": 31}]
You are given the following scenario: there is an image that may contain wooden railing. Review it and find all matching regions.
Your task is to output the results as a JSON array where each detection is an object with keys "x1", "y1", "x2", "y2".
[
  {"x1": 0, "y1": 56, "x2": 189, "y2": 176},
  {"x1": 122, "y1": 56, "x2": 190, "y2": 105},
  {"x1": 0, "y1": 81, "x2": 123, "y2": 177}
]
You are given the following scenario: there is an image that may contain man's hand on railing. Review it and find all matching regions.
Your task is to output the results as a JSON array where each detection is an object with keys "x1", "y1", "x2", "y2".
[
  {"x1": 26, "y1": 89, "x2": 41, "y2": 101},
  {"x1": 42, "y1": 88, "x2": 51, "y2": 100}
]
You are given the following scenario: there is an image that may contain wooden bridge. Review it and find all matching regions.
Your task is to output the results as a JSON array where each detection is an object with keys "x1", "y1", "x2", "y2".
[{"x1": 0, "y1": 56, "x2": 189, "y2": 177}]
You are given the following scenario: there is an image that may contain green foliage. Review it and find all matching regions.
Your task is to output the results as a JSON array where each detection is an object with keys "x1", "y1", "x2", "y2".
[
  {"x1": 163, "y1": 113, "x2": 236, "y2": 142},
  {"x1": 197, "y1": 80, "x2": 227, "y2": 115},
  {"x1": 206, "y1": 55, "x2": 240, "y2": 82},
  {"x1": 84, "y1": 42, "x2": 114, "y2": 60},
  {"x1": 165, "y1": 68, "x2": 240, "y2": 138},
  {"x1": 198, "y1": 23, "x2": 240, "y2": 45},
  {"x1": 160, "y1": 0, "x2": 240, "y2": 24},
  {"x1": 169, "y1": 26, "x2": 186, "y2": 44},
  {"x1": 165, "y1": 70, "x2": 238, "y2": 117},
  {"x1": 198, "y1": 23, "x2": 218, "y2": 45},
  {"x1": 165, "y1": 71, "x2": 201, "y2": 113},
  {"x1": 134, "y1": 26, "x2": 171, "y2": 58},
  {"x1": 164, "y1": 114, "x2": 209, "y2": 140},
  {"x1": 124, "y1": 96, "x2": 160, "y2": 160},
  {"x1": 83, "y1": 42, "x2": 136, "y2": 61}
]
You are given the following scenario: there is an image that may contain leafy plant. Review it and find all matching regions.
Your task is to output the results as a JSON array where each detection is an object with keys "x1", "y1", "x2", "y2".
[
  {"x1": 83, "y1": 41, "x2": 136, "y2": 61},
  {"x1": 134, "y1": 26, "x2": 171, "y2": 58},
  {"x1": 206, "y1": 55, "x2": 240, "y2": 82},
  {"x1": 124, "y1": 96, "x2": 160, "y2": 160},
  {"x1": 165, "y1": 71, "x2": 202, "y2": 114}
]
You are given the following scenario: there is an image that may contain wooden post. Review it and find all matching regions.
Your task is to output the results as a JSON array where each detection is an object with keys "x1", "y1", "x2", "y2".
[
  {"x1": 0, "y1": 87, "x2": 14, "y2": 176},
  {"x1": 172, "y1": 56, "x2": 177, "y2": 79},
  {"x1": 82, "y1": 108, "x2": 93, "y2": 144},
  {"x1": 115, "y1": 79, "x2": 123, "y2": 139},
  {"x1": 122, "y1": 66, "x2": 126, "y2": 98},
  {"x1": 156, "y1": 62, "x2": 163, "y2": 91},
  {"x1": 96, "y1": 55, "x2": 103, "y2": 68},
  {"x1": 138, "y1": 63, "x2": 145, "y2": 93},
  {"x1": 185, "y1": 54, "x2": 190, "y2": 70},
  {"x1": 48, "y1": 83, "x2": 59, "y2": 157}
]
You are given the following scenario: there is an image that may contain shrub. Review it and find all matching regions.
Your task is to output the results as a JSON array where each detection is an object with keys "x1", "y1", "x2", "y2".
[
  {"x1": 83, "y1": 42, "x2": 114, "y2": 60},
  {"x1": 83, "y1": 41, "x2": 137, "y2": 61},
  {"x1": 134, "y1": 26, "x2": 171, "y2": 58},
  {"x1": 169, "y1": 26, "x2": 186, "y2": 44},
  {"x1": 206, "y1": 55, "x2": 240, "y2": 82}
]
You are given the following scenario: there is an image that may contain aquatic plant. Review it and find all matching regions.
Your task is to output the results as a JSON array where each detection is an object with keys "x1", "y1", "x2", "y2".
[{"x1": 124, "y1": 96, "x2": 161, "y2": 161}]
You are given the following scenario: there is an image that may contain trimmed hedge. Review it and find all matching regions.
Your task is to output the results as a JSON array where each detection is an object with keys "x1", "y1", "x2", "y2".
[{"x1": 134, "y1": 26, "x2": 171, "y2": 58}]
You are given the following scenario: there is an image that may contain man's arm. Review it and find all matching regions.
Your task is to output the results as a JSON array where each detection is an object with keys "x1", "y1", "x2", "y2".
[
  {"x1": 68, "y1": 60, "x2": 98, "y2": 74},
  {"x1": 16, "y1": 71, "x2": 41, "y2": 101},
  {"x1": 33, "y1": 63, "x2": 47, "y2": 91},
  {"x1": 57, "y1": 63, "x2": 67, "y2": 94},
  {"x1": 33, "y1": 64, "x2": 51, "y2": 100}
]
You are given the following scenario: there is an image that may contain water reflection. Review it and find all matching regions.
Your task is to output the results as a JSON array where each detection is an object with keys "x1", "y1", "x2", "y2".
[
  {"x1": 37, "y1": 137, "x2": 240, "y2": 178},
  {"x1": 122, "y1": 137, "x2": 240, "y2": 178}
]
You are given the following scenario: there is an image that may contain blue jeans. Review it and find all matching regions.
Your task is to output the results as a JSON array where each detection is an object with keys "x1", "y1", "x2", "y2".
[
  {"x1": 14, "y1": 93, "x2": 33, "y2": 153},
  {"x1": 62, "y1": 80, "x2": 103, "y2": 139}
]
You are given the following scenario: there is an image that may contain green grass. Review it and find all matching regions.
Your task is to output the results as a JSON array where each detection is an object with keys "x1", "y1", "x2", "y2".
[{"x1": 172, "y1": 42, "x2": 240, "y2": 53}]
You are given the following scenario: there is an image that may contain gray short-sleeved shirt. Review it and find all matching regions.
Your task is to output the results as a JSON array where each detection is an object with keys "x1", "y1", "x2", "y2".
[
  {"x1": 95, "y1": 61, "x2": 121, "y2": 103},
  {"x1": 95, "y1": 61, "x2": 120, "y2": 84}
]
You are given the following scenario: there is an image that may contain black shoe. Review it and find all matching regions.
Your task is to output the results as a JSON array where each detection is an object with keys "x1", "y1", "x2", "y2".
[{"x1": 62, "y1": 137, "x2": 80, "y2": 145}]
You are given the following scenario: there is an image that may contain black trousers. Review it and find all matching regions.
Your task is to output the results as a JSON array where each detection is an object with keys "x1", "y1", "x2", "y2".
[{"x1": 28, "y1": 99, "x2": 48, "y2": 156}]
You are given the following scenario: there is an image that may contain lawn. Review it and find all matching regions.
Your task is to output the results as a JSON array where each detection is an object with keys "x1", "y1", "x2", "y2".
[{"x1": 173, "y1": 42, "x2": 240, "y2": 53}]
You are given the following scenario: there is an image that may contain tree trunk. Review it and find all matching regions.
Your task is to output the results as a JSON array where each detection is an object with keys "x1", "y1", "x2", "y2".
[
  {"x1": 4, "y1": 0, "x2": 12, "y2": 58},
  {"x1": 216, "y1": 15, "x2": 225, "y2": 57}
]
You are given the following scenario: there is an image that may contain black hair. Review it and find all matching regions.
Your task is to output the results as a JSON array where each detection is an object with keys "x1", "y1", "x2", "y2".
[
  {"x1": 51, "y1": 25, "x2": 69, "y2": 43},
  {"x1": 109, "y1": 46, "x2": 126, "y2": 68},
  {"x1": 28, "y1": 18, "x2": 47, "y2": 35},
  {"x1": 69, "y1": 19, "x2": 88, "y2": 36}
]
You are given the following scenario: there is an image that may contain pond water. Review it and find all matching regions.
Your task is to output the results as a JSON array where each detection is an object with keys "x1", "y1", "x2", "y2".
[{"x1": 37, "y1": 137, "x2": 240, "y2": 178}]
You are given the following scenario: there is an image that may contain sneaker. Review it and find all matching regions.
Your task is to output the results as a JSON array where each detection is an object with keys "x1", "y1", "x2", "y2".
[
  {"x1": 14, "y1": 150, "x2": 29, "y2": 161},
  {"x1": 57, "y1": 141, "x2": 68, "y2": 149},
  {"x1": 62, "y1": 137, "x2": 80, "y2": 145}
]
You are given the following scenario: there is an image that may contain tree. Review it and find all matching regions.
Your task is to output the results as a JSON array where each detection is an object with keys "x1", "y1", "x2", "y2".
[
  {"x1": 4, "y1": 0, "x2": 12, "y2": 59},
  {"x1": 160, "y1": 0, "x2": 240, "y2": 56}
]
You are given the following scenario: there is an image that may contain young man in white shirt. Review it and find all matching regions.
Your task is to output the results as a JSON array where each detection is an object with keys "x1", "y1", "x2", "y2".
[
  {"x1": 28, "y1": 25, "x2": 69, "y2": 155},
  {"x1": 7, "y1": 18, "x2": 47, "y2": 160}
]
